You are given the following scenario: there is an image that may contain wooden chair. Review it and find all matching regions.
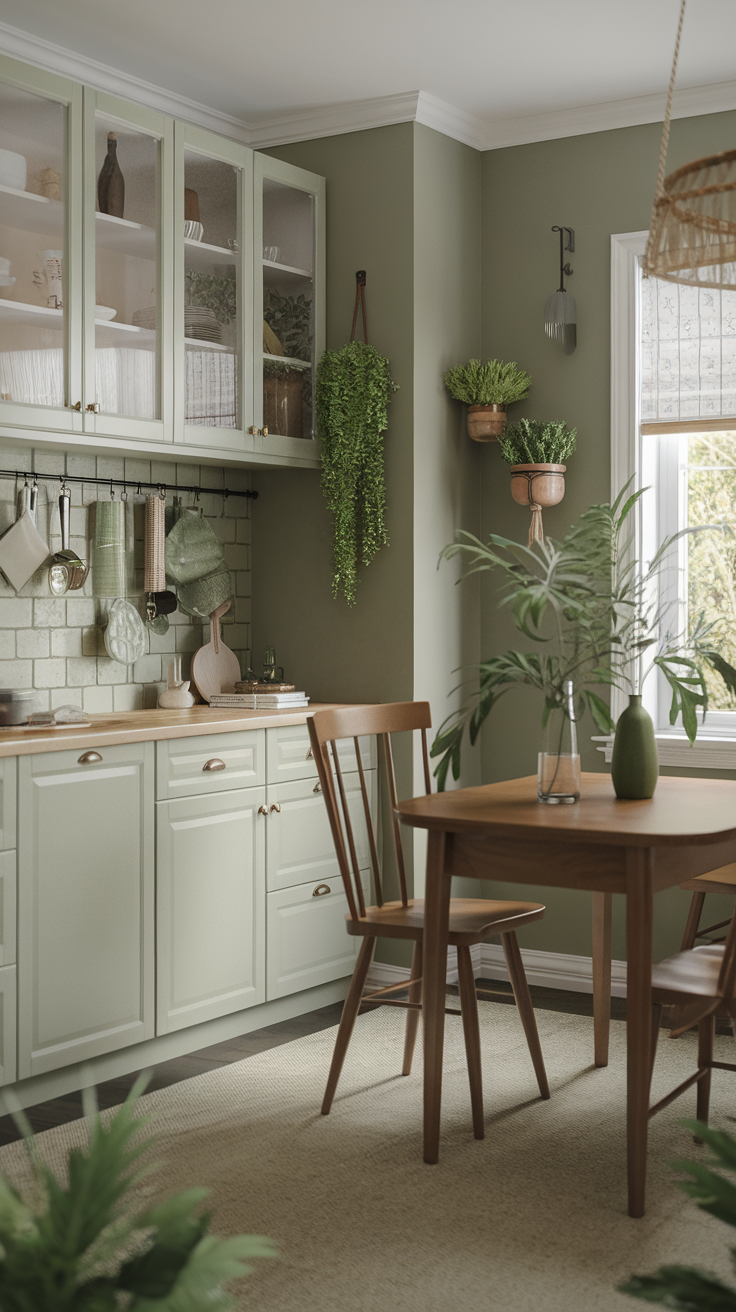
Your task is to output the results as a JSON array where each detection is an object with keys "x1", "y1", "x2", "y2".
[
  {"x1": 680, "y1": 863, "x2": 736, "y2": 951},
  {"x1": 307, "y1": 701, "x2": 550, "y2": 1139},
  {"x1": 649, "y1": 908, "x2": 736, "y2": 1128}
]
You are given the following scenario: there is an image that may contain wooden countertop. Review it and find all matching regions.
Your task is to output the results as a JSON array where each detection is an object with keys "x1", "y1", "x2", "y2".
[{"x1": 0, "y1": 704, "x2": 350, "y2": 758}]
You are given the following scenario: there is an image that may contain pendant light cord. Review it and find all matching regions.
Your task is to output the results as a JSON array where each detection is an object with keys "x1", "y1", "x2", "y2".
[{"x1": 654, "y1": 0, "x2": 686, "y2": 201}]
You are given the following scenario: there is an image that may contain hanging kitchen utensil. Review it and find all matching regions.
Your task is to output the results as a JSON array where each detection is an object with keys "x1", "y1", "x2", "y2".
[
  {"x1": 544, "y1": 226, "x2": 576, "y2": 353},
  {"x1": 191, "y1": 599, "x2": 241, "y2": 702},
  {"x1": 143, "y1": 492, "x2": 176, "y2": 625},
  {"x1": 104, "y1": 598, "x2": 147, "y2": 665},
  {"x1": 49, "y1": 486, "x2": 88, "y2": 595},
  {"x1": 164, "y1": 505, "x2": 232, "y2": 618},
  {"x1": 93, "y1": 498, "x2": 126, "y2": 597},
  {"x1": 0, "y1": 482, "x2": 49, "y2": 592}
]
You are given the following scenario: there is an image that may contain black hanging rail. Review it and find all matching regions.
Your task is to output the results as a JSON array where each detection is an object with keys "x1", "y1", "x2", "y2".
[{"x1": 0, "y1": 469, "x2": 257, "y2": 500}]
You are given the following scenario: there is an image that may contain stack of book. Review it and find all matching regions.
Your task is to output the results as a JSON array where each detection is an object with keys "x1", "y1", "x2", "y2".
[{"x1": 209, "y1": 682, "x2": 310, "y2": 710}]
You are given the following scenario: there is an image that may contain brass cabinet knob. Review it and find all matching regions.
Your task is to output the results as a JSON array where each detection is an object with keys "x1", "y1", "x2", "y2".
[
  {"x1": 71, "y1": 401, "x2": 82, "y2": 411},
  {"x1": 203, "y1": 758, "x2": 226, "y2": 772},
  {"x1": 262, "y1": 426, "x2": 268, "y2": 436},
  {"x1": 257, "y1": 805, "x2": 268, "y2": 816},
  {"x1": 312, "y1": 883, "x2": 330, "y2": 897},
  {"x1": 269, "y1": 802, "x2": 281, "y2": 813},
  {"x1": 313, "y1": 782, "x2": 321, "y2": 794},
  {"x1": 78, "y1": 751, "x2": 102, "y2": 764}
]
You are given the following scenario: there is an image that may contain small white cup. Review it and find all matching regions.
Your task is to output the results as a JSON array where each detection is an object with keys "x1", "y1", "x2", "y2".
[{"x1": 263, "y1": 245, "x2": 280, "y2": 263}]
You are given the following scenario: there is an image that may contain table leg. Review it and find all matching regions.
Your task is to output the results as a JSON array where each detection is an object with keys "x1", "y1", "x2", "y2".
[
  {"x1": 592, "y1": 891, "x2": 612, "y2": 1067},
  {"x1": 422, "y1": 828, "x2": 451, "y2": 1165},
  {"x1": 626, "y1": 848, "x2": 654, "y2": 1218}
]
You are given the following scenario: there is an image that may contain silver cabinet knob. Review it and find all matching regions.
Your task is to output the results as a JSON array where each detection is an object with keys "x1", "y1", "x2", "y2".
[
  {"x1": 78, "y1": 751, "x2": 102, "y2": 764},
  {"x1": 203, "y1": 758, "x2": 226, "y2": 772},
  {"x1": 269, "y1": 802, "x2": 281, "y2": 813},
  {"x1": 312, "y1": 883, "x2": 330, "y2": 897}
]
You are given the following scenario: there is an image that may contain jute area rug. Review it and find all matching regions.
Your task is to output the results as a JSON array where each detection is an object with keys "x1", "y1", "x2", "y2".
[{"x1": 1, "y1": 1000, "x2": 735, "y2": 1312}]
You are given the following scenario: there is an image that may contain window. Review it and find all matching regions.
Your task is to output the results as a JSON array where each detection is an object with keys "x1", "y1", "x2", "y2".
[{"x1": 611, "y1": 232, "x2": 736, "y2": 766}]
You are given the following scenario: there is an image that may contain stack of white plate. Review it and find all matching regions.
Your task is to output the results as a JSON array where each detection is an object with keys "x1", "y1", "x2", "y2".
[
  {"x1": 184, "y1": 307, "x2": 222, "y2": 343},
  {"x1": 132, "y1": 307, "x2": 156, "y2": 330}
]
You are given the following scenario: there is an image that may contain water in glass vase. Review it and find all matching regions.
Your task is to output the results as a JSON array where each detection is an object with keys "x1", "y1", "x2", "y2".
[{"x1": 537, "y1": 680, "x2": 581, "y2": 804}]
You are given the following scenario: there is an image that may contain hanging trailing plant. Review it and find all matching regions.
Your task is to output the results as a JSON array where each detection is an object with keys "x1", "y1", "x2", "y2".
[{"x1": 316, "y1": 341, "x2": 397, "y2": 605}]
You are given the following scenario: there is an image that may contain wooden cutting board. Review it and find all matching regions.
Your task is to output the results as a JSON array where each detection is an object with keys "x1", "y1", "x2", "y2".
[{"x1": 191, "y1": 600, "x2": 240, "y2": 702}]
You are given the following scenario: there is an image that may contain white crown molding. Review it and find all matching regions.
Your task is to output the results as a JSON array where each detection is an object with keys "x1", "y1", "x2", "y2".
[
  {"x1": 2, "y1": 17, "x2": 736, "y2": 156},
  {"x1": 483, "y1": 78, "x2": 736, "y2": 151}
]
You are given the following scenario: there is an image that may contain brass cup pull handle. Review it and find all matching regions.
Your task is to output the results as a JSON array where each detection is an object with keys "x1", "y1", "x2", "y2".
[
  {"x1": 312, "y1": 883, "x2": 331, "y2": 897},
  {"x1": 78, "y1": 751, "x2": 102, "y2": 764},
  {"x1": 269, "y1": 802, "x2": 281, "y2": 813},
  {"x1": 306, "y1": 747, "x2": 313, "y2": 760},
  {"x1": 313, "y1": 782, "x2": 322, "y2": 794},
  {"x1": 203, "y1": 758, "x2": 226, "y2": 772},
  {"x1": 257, "y1": 805, "x2": 268, "y2": 817}
]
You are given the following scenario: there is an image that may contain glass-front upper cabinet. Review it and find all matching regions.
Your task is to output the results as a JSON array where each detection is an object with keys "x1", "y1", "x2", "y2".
[
  {"x1": 253, "y1": 154, "x2": 325, "y2": 458},
  {"x1": 83, "y1": 91, "x2": 173, "y2": 443},
  {"x1": 0, "y1": 56, "x2": 82, "y2": 433},
  {"x1": 174, "y1": 124, "x2": 252, "y2": 451}
]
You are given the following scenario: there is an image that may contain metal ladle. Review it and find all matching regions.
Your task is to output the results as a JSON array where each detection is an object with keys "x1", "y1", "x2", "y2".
[{"x1": 49, "y1": 486, "x2": 88, "y2": 595}]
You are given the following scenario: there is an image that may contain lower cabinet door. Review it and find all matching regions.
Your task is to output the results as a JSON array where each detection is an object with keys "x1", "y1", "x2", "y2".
[
  {"x1": 267, "y1": 771, "x2": 375, "y2": 892},
  {"x1": 156, "y1": 787, "x2": 266, "y2": 1033},
  {"x1": 266, "y1": 875, "x2": 367, "y2": 1000},
  {"x1": 18, "y1": 743, "x2": 155, "y2": 1078},
  {"x1": 0, "y1": 965, "x2": 16, "y2": 1085}
]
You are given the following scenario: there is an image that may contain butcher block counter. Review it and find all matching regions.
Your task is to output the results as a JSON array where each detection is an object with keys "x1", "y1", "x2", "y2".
[{"x1": 0, "y1": 703, "x2": 349, "y2": 758}]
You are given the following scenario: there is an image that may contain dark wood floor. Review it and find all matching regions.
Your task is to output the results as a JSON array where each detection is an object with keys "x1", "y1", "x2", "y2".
[{"x1": 0, "y1": 981, "x2": 627, "y2": 1147}]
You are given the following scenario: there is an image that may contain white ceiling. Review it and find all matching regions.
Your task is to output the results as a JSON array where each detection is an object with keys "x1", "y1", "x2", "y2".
[{"x1": 3, "y1": 0, "x2": 736, "y2": 149}]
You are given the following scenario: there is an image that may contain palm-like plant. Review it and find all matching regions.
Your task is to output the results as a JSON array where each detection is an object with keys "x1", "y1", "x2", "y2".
[{"x1": 431, "y1": 484, "x2": 736, "y2": 789}]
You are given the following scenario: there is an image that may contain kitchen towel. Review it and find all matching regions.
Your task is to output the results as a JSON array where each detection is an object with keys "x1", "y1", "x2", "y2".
[{"x1": 93, "y1": 499, "x2": 126, "y2": 597}]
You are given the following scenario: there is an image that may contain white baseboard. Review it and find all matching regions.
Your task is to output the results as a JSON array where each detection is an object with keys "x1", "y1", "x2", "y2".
[{"x1": 367, "y1": 945, "x2": 627, "y2": 998}]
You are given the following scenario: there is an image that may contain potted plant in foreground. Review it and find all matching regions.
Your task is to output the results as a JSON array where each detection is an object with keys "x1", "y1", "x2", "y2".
[
  {"x1": 498, "y1": 418, "x2": 577, "y2": 545},
  {"x1": 431, "y1": 485, "x2": 736, "y2": 801},
  {"x1": 443, "y1": 358, "x2": 532, "y2": 441}
]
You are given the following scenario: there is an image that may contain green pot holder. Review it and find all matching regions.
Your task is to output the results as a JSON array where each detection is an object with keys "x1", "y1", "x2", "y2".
[{"x1": 164, "y1": 507, "x2": 233, "y2": 618}]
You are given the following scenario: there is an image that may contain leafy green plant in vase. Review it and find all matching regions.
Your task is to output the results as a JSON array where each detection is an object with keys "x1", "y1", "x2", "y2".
[
  {"x1": 498, "y1": 418, "x2": 577, "y2": 546},
  {"x1": 431, "y1": 485, "x2": 736, "y2": 802},
  {"x1": 443, "y1": 358, "x2": 532, "y2": 441}
]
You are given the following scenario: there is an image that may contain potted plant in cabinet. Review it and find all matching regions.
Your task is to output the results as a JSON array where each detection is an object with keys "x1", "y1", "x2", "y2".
[{"x1": 443, "y1": 358, "x2": 532, "y2": 440}]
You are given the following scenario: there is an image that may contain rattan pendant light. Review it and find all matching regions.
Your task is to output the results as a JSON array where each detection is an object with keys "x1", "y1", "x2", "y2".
[{"x1": 644, "y1": 0, "x2": 736, "y2": 289}]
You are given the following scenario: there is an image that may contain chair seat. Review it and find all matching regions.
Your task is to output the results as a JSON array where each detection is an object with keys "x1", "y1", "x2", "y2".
[
  {"x1": 346, "y1": 897, "x2": 545, "y2": 946},
  {"x1": 680, "y1": 862, "x2": 736, "y2": 895},
  {"x1": 653, "y1": 943, "x2": 726, "y2": 1003}
]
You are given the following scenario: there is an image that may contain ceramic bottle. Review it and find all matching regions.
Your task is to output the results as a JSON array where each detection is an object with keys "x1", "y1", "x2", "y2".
[
  {"x1": 610, "y1": 694, "x2": 659, "y2": 799},
  {"x1": 97, "y1": 133, "x2": 124, "y2": 218}
]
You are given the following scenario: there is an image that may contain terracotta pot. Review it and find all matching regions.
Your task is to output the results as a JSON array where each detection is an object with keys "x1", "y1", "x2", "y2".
[
  {"x1": 509, "y1": 463, "x2": 566, "y2": 545},
  {"x1": 467, "y1": 404, "x2": 506, "y2": 441},
  {"x1": 263, "y1": 372, "x2": 303, "y2": 439}
]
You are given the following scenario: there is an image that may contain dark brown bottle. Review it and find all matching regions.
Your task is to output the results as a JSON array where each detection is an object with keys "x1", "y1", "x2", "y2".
[{"x1": 97, "y1": 132, "x2": 124, "y2": 218}]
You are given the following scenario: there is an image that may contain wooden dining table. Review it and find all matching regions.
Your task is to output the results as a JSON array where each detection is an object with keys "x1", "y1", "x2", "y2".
[{"x1": 397, "y1": 772, "x2": 736, "y2": 1217}]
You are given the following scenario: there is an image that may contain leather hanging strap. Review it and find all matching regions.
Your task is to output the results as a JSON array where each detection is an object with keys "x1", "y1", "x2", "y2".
[{"x1": 350, "y1": 270, "x2": 368, "y2": 344}]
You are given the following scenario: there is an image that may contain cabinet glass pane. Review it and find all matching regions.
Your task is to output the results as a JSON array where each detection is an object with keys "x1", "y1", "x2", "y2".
[
  {"x1": 184, "y1": 151, "x2": 239, "y2": 428},
  {"x1": 262, "y1": 180, "x2": 315, "y2": 439},
  {"x1": 0, "y1": 82, "x2": 66, "y2": 409},
  {"x1": 94, "y1": 115, "x2": 159, "y2": 420}
]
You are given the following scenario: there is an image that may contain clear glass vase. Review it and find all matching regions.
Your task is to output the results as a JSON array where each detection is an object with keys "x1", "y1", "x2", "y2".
[{"x1": 537, "y1": 680, "x2": 581, "y2": 804}]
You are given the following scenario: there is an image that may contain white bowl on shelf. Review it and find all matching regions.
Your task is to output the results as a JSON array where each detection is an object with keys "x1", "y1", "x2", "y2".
[
  {"x1": 0, "y1": 149, "x2": 26, "y2": 191},
  {"x1": 95, "y1": 305, "x2": 117, "y2": 320},
  {"x1": 184, "y1": 221, "x2": 204, "y2": 242},
  {"x1": 0, "y1": 277, "x2": 15, "y2": 289}
]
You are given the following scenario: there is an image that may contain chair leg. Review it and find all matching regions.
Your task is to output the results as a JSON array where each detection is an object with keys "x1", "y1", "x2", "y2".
[
  {"x1": 402, "y1": 939, "x2": 423, "y2": 1077},
  {"x1": 502, "y1": 932, "x2": 550, "y2": 1100},
  {"x1": 457, "y1": 945, "x2": 484, "y2": 1140},
  {"x1": 681, "y1": 891, "x2": 706, "y2": 951},
  {"x1": 321, "y1": 937, "x2": 376, "y2": 1116},
  {"x1": 696, "y1": 1012, "x2": 715, "y2": 1127}
]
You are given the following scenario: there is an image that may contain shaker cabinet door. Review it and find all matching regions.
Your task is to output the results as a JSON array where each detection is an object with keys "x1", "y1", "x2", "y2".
[
  {"x1": 17, "y1": 743, "x2": 155, "y2": 1078},
  {"x1": 156, "y1": 787, "x2": 265, "y2": 1034}
]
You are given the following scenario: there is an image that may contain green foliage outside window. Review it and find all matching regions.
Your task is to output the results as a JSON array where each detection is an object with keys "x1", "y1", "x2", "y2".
[{"x1": 686, "y1": 432, "x2": 736, "y2": 712}]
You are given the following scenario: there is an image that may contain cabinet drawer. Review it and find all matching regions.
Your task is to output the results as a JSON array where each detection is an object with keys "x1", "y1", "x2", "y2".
[
  {"x1": 157, "y1": 730, "x2": 265, "y2": 799},
  {"x1": 0, "y1": 757, "x2": 16, "y2": 852},
  {"x1": 266, "y1": 875, "x2": 368, "y2": 1001},
  {"x1": 267, "y1": 770, "x2": 375, "y2": 892},
  {"x1": 267, "y1": 722, "x2": 375, "y2": 784},
  {"x1": 0, "y1": 964, "x2": 16, "y2": 1086}
]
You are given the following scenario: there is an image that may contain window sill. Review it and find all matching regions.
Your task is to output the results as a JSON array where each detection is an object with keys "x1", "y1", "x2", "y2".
[{"x1": 592, "y1": 734, "x2": 736, "y2": 770}]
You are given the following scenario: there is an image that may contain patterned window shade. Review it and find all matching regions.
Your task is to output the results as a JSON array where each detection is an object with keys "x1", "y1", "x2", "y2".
[{"x1": 640, "y1": 267, "x2": 736, "y2": 422}]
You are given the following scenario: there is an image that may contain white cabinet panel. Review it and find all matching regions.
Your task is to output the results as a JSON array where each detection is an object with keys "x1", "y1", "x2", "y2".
[
  {"x1": 267, "y1": 771, "x2": 375, "y2": 892},
  {"x1": 18, "y1": 742, "x2": 154, "y2": 1078},
  {"x1": 266, "y1": 723, "x2": 375, "y2": 784},
  {"x1": 0, "y1": 851, "x2": 16, "y2": 966},
  {"x1": 0, "y1": 965, "x2": 16, "y2": 1085},
  {"x1": 156, "y1": 729, "x2": 264, "y2": 799},
  {"x1": 156, "y1": 787, "x2": 265, "y2": 1033},
  {"x1": 267, "y1": 875, "x2": 368, "y2": 1001},
  {"x1": 0, "y1": 757, "x2": 17, "y2": 852}
]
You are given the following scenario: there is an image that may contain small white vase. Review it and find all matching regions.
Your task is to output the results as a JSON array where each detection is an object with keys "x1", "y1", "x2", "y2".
[{"x1": 158, "y1": 657, "x2": 195, "y2": 709}]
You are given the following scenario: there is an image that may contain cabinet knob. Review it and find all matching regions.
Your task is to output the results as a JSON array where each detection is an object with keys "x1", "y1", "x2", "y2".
[
  {"x1": 78, "y1": 751, "x2": 102, "y2": 764},
  {"x1": 257, "y1": 805, "x2": 268, "y2": 816},
  {"x1": 269, "y1": 802, "x2": 281, "y2": 813},
  {"x1": 203, "y1": 758, "x2": 226, "y2": 772},
  {"x1": 313, "y1": 782, "x2": 322, "y2": 794},
  {"x1": 86, "y1": 402, "x2": 101, "y2": 414},
  {"x1": 71, "y1": 401, "x2": 82, "y2": 411},
  {"x1": 262, "y1": 426, "x2": 268, "y2": 437},
  {"x1": 305, "y1": 747, "x2": 313, "y2": 760},
  {"x1": 312, "y1": 883, "x2": 331, "y2": 897}
]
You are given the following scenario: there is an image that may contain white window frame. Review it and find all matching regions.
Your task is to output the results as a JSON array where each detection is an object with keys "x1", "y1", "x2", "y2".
[{"x1": 610, "y1": 231, "x2": 736, "y2": 770}]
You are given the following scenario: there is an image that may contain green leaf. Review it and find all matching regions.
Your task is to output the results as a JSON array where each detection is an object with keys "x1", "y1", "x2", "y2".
[{"x1": 618, "y1": 1265, "x2": 736, "y2": 1308}]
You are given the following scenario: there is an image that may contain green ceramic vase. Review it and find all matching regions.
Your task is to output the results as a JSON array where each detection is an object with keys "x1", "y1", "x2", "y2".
[{"x1": 611, "y1": 694, "x2": 659, "y2": 800}]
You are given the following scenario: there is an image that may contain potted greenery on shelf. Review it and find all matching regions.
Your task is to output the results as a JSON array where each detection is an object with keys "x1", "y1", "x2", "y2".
[
  {"x1": 443, "y1": 358, "x2": 532, "y2": 441},
  {"x1": 499, "y1": 418, "x2": 577, "y2": 545},
  {"x1": 430, "y1": 485, "x2": 736, "y2": 798}
]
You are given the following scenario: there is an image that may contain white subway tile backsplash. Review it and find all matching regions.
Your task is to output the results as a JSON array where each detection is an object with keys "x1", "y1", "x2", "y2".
[
  {"x1": 34, "y1": 658, "x2": 67, "y2": 689},
  {"x1": 67, "y1": 657, "x2": 98, "y2": 687},
  {"x1": 133, "y1": 654, "x2": 161, "y2": 684},
  {"x1": 0, "y1": 660, "x2": 33, "y2": 689},
  {"x1": 113, "y1": 683, "x2": 144, "y2": 712},
  {"x1": 51, "y1": 628, "x2": 83, "y2": 657},
  {"x1": 0, "y1": 599, "x2": 33, "y2": 627},
  {"x1": 83, "y1": 685, "x2": 113, "y2": 713},
  {"x1": 17, "y1": 629, "x2": 49, "y2": 659},
  {"x1": 65, "y1": 598, "x2": 95, "y2": 627},
  {"x1": 33, "y1": 598, "x2": 65, "y2": 627}
]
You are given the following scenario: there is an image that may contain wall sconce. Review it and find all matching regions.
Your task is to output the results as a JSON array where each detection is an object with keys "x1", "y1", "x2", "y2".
[{"x1": 544, "y1": 225, "x2": 576, "y2": 354}]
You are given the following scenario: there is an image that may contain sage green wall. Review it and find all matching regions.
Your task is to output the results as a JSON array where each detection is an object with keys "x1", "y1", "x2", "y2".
[
  {"x1": 478, "y1": 109, "x2": 736, "y2": 962},
  {"x1": 253, "y1": 124, "x2": 482, "y2": 958}
]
